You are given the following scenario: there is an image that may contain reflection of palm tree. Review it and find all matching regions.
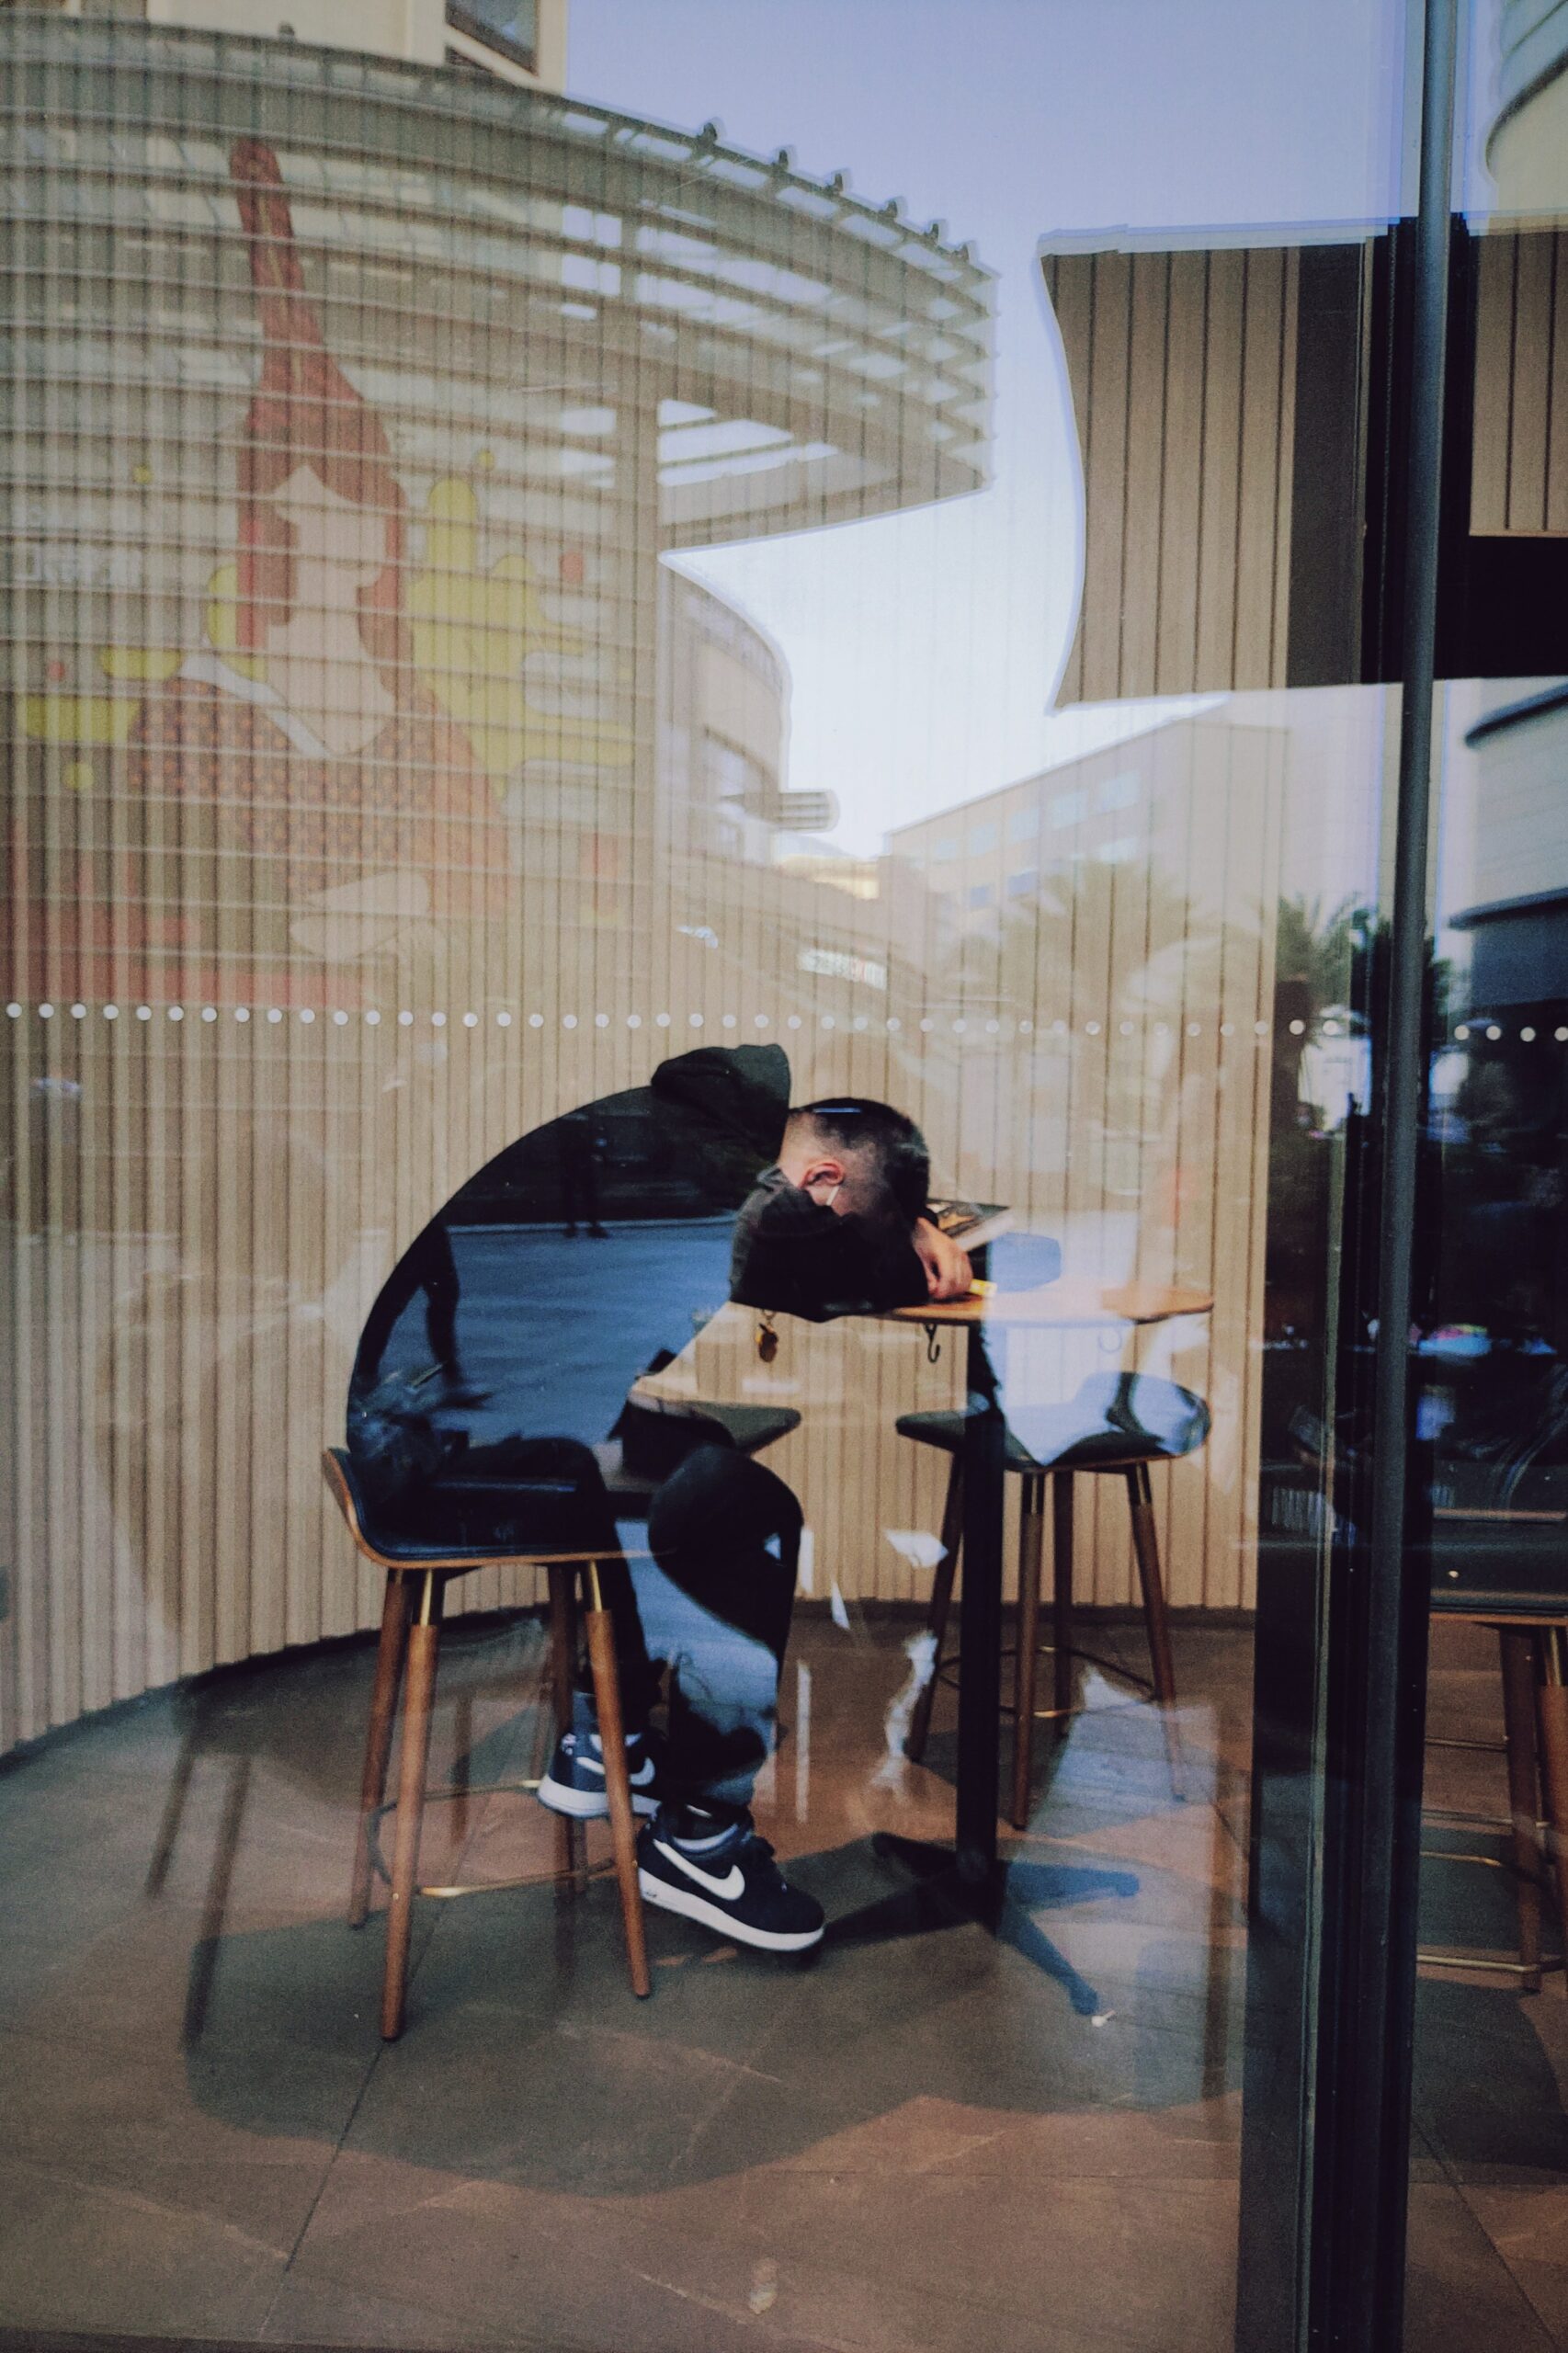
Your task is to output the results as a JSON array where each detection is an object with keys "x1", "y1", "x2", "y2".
[
  {"x1": 1272, "y1": 894, "x2": 1364, "y2": 1128},
  {"x1": 1265, "y1": 895, "x2": 1365, "y2": 1354},
  {"x1": 1274, "y1": 894, "x2": 1363, "y2": 1022}
]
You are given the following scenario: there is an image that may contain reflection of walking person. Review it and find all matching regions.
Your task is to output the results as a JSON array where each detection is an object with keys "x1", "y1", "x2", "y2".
[
  {"x1": 559, "y1": 1108, "x2": 608, "y2": 1237},
  {"x1": 356, "y1": 1220, "x2": 466, "y2": 1392}
]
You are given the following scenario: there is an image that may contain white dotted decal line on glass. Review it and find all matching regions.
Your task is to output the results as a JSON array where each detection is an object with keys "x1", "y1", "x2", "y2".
[{"x1": 6, "y1": 1003, "x2": 1561, "y2": 1043}]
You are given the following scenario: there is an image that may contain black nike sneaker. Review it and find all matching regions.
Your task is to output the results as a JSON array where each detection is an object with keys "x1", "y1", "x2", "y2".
[
  {"x1": 537, "y1": 1694, "x2": 662, "y2": 1821},
  {"x1": 636, "y1": 1808, "x2": 825, "y2": 1952}
]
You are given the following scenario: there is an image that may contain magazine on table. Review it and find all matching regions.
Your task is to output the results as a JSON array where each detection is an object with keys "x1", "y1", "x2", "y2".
[{"x1": 925, "y1": 1197, "x2": 1013, "y2": 1251}]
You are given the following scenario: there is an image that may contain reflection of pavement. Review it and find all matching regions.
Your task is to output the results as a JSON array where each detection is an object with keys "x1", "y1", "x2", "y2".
[{"x1": 381, "y1": 1217, "x2": 736, "y2": 1449}]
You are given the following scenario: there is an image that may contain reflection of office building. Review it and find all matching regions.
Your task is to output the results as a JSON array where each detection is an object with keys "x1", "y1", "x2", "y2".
[
  {"x1": 1453, "y1": 684, "x2": 1568, "y2": 1008},
  {"x1": 892, "y1": 724, "x2": 1202, "y2": 940},
  {"x1": 1444, "y1": 686, "x2": 1568, "y2": 1354},
  {"x1": 0, "y1": 12, "x2": 991, "y2": 1748},
  {"x1": 660, "y1": 574, "x2": 792, "y2": 873},
  {"x1": 889, "y1": 712, "x2": 1289, "y2": 953},
  {"x1": 889, "y1": 704, "x2": 1290, "y2": 1278}
]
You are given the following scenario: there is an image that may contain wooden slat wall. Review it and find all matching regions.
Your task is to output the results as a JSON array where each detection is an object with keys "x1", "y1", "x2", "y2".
[
  {"x1": 1471, "y1": 228, "x2": 1568, "y2": 534},
  {"x1": 0, "y1": 152, "x2": 1349, "y2": 1762},
  {"x1": 1043, "y1": 242, "x2": 1301, "y2": 701},
  {"x1": 1, "y1": 699, "x2": 1299, "y2": 1756}
]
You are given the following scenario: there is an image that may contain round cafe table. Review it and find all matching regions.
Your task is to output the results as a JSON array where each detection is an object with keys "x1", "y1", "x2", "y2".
[{"x1": 881, "y1": 1279, "x2": 1214, "y2": 1892}]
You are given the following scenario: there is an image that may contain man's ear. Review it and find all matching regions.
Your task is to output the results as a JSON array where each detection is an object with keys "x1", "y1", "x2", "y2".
[{"x1": 801, "y1": 1155, "x2": 847, "y2": 1190}]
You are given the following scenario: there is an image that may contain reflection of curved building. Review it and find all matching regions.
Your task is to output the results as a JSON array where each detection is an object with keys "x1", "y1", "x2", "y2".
[
  {"x1": 1488, "y1": 0, "x2": 1568, "y2": 216},
  {"x1": 0, "y1": 17, "x2": 992, "y2": 1749},
  {"x1": 661, "y1": 574, "x2": 795, "y2": 875},
  {"x1": 1452, "y1": 684, "x2": 1568, "y2": 1012},
  {"x1": 1425, "y1": 687, "x2": 1568, "y2": 1522},
  {"x1": 2, "y1": 18, "x2": 989, "y2": 1007}
]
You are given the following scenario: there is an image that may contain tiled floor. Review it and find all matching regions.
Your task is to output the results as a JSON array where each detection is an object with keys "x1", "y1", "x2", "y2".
[{"x1": 0, "y1": 1609, "x2": 1563, "y2": 2350}]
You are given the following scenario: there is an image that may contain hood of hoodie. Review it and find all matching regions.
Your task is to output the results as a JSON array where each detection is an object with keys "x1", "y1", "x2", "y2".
[{"x1": 648, "y1": 1043, "x2": 791, "y2": 1161}]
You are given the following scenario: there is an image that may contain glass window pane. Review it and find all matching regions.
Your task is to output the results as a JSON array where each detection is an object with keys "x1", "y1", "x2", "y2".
[
  {"x1": 0, "y1": 7, "x2": 1435, "y2": 2350},
  {"x1": 1405, "y1": 10, "x2": 1568, "y2": 2343}
]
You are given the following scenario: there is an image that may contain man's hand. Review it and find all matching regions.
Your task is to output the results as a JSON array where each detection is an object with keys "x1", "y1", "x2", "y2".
[{"x1": 912, "y1": 1217, "x2": 973, "y2": 1302}]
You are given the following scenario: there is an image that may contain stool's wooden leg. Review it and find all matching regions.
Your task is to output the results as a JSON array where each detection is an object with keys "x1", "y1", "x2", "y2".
[
  {"x1": 1012, "y1": 1473, "x2": 1045, "y2": 1829},
  {"x1": 906, "y1": 1459, "x2": 963, "y2": 1763},
  {"x1": 1051, "y1": 1472, "x2": 1074, "y2": 1742},
  {"x1": 584, "y1": 1563, "x2": 652, "y2": 1998},
  {"x1": 350, "y1": 1572, "x2": 414, "y2": 1928},
  {"x1": 1535, "y1": 1627, "x2": 1568, "y2": 1963},
  {"x1": 1499, "y1": 1626, "x2": 1543, "y2": 1994},
  {"x1": 548, "y1": 1562, "x2": 586, "y2": 1892},
  {"x1": 381, "y1": 1572, "x2": 442, "y2": 2040},
  {"x1": 1128, "y1": 1461, "x2": 1185, "y2": 1798}
]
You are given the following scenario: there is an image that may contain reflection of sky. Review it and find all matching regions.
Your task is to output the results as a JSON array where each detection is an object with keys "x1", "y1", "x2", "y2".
[
  {"x1": 571, "y1": 0, "x2": 1416, "y2": 855},
  {"x1": 376, "y1": 1220, "x2": 736, "y2": 1450}
]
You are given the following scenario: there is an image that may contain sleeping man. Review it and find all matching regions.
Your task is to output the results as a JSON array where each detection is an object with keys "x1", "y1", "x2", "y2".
[{"x1": 347, "y1": 1051, "x2": 971, "y2": 1954}]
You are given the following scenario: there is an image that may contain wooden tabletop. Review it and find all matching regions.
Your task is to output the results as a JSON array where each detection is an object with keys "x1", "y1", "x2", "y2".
[{"x1": 882, "y1": 1279, "x2": 1215, "y2": 1328}]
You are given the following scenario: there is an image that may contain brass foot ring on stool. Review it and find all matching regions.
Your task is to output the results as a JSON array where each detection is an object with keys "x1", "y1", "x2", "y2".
[{"x1": 361, "y1": 1786, "x2": 623, "y2": 1900}]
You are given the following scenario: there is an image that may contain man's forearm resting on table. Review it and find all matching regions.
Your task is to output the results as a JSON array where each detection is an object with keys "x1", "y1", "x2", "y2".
[{"x1": 912, "y1": 1217, "x2": 973, "y2": 1302}]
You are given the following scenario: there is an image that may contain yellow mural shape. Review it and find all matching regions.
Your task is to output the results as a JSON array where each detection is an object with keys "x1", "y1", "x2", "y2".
[
  {"x1": 406, "y1": 479, "x2": 633, "y2": 780},
  {"x1": 98, "y1": 648, "x2": 185, "y2": 684},
  {"x1": 20, "y1": 475, "x2": 634, "y2": 783},
  {"x1": 19, "y1": 695, "x2": 145, "y2": 747}
]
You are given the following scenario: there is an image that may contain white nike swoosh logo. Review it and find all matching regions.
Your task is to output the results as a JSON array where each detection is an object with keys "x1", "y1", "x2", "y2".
[
  {"x1": 654, "y1": 1840, "x2": 744, "y2": 1901},
  {"x1": 579, "y1": 1752, "x2": 656, "y2": 1787}
]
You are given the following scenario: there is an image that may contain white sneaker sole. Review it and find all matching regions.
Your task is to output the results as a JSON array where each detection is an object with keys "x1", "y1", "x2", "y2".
[
  {"x1": 637, "y1": 1865, "x2": 824, "y2": 1951},
  {"x1": 537, "y1": 1774, "x2": 660, "y2": 1821}
]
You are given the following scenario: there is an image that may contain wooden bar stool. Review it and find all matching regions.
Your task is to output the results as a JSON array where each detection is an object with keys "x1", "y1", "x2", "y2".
[
  {"x1": 323, "y1": 1448, "x2": 650, "y2": 2039},
  {"x1": 897, "y1": 1373, "x2": 1210, "y2": 1825},
  {"x1": 1421, "y1": 1614, "x2": 1568, "y2": 1993}
]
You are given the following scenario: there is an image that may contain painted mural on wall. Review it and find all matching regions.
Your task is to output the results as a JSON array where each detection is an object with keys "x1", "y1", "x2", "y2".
[{"x1": 6, "y1": 138, "x2": 631, "y2": 1009}]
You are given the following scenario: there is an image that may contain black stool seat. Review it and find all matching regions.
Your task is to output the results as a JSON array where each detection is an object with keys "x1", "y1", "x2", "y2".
[
  {"x1": 601, "y1": 1400, "x2": 801, "y2": 1503},
  {"x1": 897, "y1": 1373, "x2": 1210, "y2": 1472},
  {"x1": 664, "y1": 1401, "x2": 801, "y2": 1455},
  {"x1": 331, "y1": 1446, "x2": 606, "y2": 1567}
]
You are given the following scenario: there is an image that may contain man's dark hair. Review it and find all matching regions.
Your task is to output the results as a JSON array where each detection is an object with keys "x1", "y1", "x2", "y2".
[{"x1": 790, "y1": 1097, "x2": 931, "y2": 1223}]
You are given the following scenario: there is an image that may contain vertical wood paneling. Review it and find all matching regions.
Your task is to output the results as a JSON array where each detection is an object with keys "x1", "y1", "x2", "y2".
[
  {"x1": 1040, "y1": 236, "x2": 1307, "y2": 703},
  {"x1": 1471, "y1": 233, "x2": 1517, "y2": 532},
  {"x1": 1156, "y1": 250, "x2": 1209, "y2": 693},
  {"x1": 1196, "y1": 246, "x2": 1246, "y2": 690},
  {"x1": 1509, "y1": 231, "x2": 1554, "y2": 530},
  {"x1": 1550, "y1": 235, "x2": 1568, "y2": 535},
  {"x1": 1082, "y1": 251, "x2": 1132, "y2": 706},
  {"x1": 1119, "y1": 251, "x2": 1171, "y2": 698},
  {"x1": 1046, "y1": 256, "x2": 1093, "y2": 710},
  {"x1": 1234, "y1": 249, "x2": 1287, "y2": 688},
  {"x1": 1271, "y1": 250, "x2": 1300, "y2": 688},
  {"x1": 1472, "y1": 228, "x2": 1568, "y2": 536}
]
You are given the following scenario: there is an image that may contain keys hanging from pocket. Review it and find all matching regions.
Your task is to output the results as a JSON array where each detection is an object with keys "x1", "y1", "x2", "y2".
[{"x1": 756, "y1": 1313, "x2": 779, "y2": 1364}]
